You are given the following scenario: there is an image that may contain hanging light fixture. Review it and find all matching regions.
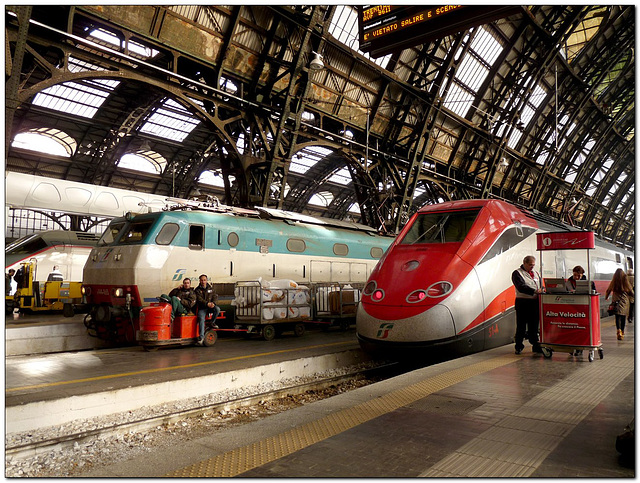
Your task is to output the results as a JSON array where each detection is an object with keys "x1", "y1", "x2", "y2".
[{"x1": 309, "y1": 51, "x2": 325, "y2": 70}]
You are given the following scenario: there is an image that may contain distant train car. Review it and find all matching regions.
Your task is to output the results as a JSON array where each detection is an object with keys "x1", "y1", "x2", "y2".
[
  {"x1": 356, "y1": 199, "x2": 634, "y2": 359},
  {"x1": 82, "y1": 200, "x2": 393, "y2": 343},
  {"x1": 6, "y1": 230, "x2": 100, "y2": 282}
]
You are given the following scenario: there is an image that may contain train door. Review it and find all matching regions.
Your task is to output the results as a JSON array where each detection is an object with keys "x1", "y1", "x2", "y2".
[
  {"x1": 310, "y1": 260, "x2": 331, "y2": 282},
  {"x1": 350, "y1": 263, "x2": 367, "y2": 282},
  {"x1": 626, "y1": 256, "x2": 634, "y2": 273},
  {"x1": 330, "y1": 262, "x2": 350, "y2": 282}
]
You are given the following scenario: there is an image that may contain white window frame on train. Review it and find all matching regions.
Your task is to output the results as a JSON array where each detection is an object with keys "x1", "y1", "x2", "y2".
[
  {"x1": 156, "y1": 223, "x2": 179, "y2": 245},
  {"x1": 189, "y1": 225, "x2": 204, "y2": 250},
  {"x1": 333, "y1": 243, "x2": 349, "y2": 256},
  {"x1": 286, "y1": 238, "x2": 306, "y2": 253}
]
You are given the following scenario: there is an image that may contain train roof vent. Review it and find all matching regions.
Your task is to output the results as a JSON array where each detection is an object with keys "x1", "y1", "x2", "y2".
[
  {"x1": 522, "y1": 209, "x2": 582, "y2": 232},
  {"x1": 76, "y1": 233, "x2": 100, "y2": 242}
]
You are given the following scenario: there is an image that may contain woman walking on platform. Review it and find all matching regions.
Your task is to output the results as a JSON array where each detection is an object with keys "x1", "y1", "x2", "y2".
[{"x1": 605, "y1": 268, "x2": 634, "y2": 340}]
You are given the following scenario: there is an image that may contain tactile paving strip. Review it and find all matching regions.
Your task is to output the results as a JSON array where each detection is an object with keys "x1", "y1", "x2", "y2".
[
  {"x1": 166, "y1": 353, "x2": 518, "y2": 477},
  {"x1": 421, "y1": 350, "x2": 634, "y2": 477}
]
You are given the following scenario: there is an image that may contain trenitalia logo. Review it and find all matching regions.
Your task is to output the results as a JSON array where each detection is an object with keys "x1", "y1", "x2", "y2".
[{"x1": 376, "y1": 323, "x2": 394, "y2": 338}]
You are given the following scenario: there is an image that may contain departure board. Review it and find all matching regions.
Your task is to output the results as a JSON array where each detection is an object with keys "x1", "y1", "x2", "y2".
[{"x1": 358, "y1": 5, "x2": 521, "y2": 57}]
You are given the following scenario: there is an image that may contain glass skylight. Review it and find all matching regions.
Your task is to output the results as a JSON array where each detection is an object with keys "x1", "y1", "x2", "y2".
[
  {"x1": 443, "y1": 26, "x2": 504, "y2": 117},
  {"x1": 290, "y1": 146, "x2": 334, "y2": 174},
  {"x1": 199, "y1": 169, "x2": 234, "y2": 187},
  {"x1": 329, "y1": 6, "x2": 392, "y2": 69},
  {"x1": 88, "y1": 28, "x2": 158, "y2": 59},
  {"x1": 139, "y1": 98, "x2": 201, "y2": 142},
  {"x1": 12, "y1": 129, "x2": 76, "y2": 157},
  {"x1": 309, "y1": 191, "x2": 334, "y2": 207},
  {"x1": 348, "y1": 202, "x2": 361, "y2": 214},
  {"x1": 32, "y1": 81, "x2": 113, "y2": 119},
  {"x1": 117, "y1": 151, "x2": 167, "y2": 174},
  {"x1": 327, "y1": 167, "x2": 352, "y2": 185}
]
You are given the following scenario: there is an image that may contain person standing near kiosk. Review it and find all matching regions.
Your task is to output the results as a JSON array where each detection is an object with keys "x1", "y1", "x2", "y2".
[{"x1": 512, "y1": 255, "x2": 543, "y2": 355}]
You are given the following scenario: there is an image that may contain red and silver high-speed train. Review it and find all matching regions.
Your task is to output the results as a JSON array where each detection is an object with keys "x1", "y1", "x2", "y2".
[{"x1": 356, "y1": 199, "x2": 634, "y2": 358}]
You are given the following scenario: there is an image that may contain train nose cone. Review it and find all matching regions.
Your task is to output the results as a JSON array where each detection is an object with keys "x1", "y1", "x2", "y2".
[{"x1": 357, "y1": 303, "x2": 456, "y2": 342}]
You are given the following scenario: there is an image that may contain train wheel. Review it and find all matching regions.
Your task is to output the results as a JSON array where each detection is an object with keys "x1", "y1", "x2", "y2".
[
  {"x1": 293, "y1": 323, "x2": 305, "y2": 337},
  {"x1": 541, "y1": 347, "x2": 552, "y2": 358},
  {"x1": 203, "y1": 329, "x2": 217, "y2": 347},
  {"x1": 63, "y1": 303, "x2": 75, "y2": 318},
  {"x1": 143, "y1": 345, "x2": 159, "y2": 352},
  {"x1": 262, "y1": 324, "x2": 276, "y2": 341},
  {"x1": 339, "y1": 320, "x2": 350, "y2": 331}
]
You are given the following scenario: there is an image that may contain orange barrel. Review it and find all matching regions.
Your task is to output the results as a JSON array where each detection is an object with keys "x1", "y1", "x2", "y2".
[
  {"x1": 137, "y1": 303, "x2": 172, "y2": 342},
  {"x1": 173, "y1": 315, "x2": 197, "y2": 339}
]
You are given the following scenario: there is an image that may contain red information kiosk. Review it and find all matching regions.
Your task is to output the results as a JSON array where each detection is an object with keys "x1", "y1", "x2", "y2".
[{"x1": 537, "y1": 231, "x2": 603, "y2": 362}]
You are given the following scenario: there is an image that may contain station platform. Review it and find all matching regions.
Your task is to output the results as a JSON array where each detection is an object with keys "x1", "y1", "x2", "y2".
[
  {"x1": 68, "y1": 317, "x2": 633, "y2": 478},
  {"x1": 6, "y1": 323, "x2": 366, "y2": 434}
]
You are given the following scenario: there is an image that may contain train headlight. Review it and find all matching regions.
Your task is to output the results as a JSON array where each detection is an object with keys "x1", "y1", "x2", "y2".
[
  {"x1": 426, "y1": 281, "x2": 453, "y2": 297},
  {"x1": 406, "y1": 290, "x2": 427, "y2": 303},
  {"x1": 82, "y1": 285, "x2": 91, "y2": 296},
  {"x1": 363, "y1": 281, "x2": 377, "y2": 295},
  {"x1": 371, "y1": 289, "x2": 385, "y2": 301},
  {"x1": 113, "y1": 288, "x2": 125, "y2": 297}
]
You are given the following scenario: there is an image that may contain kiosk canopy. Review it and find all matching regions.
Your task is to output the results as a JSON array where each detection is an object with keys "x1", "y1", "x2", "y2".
[{"x1": 536, "y1": 231, "x2": 595, "y2": 251}]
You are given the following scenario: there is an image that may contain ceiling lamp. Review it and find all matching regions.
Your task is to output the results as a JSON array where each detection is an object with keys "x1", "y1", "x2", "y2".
[{"x1": 309, "y1": 51, "x2": 325, "y2": 71}]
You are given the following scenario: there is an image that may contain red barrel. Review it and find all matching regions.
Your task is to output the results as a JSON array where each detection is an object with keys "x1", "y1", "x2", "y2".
[{"x1": 138, "y1": 303, "x2": 172, "y2": 341}]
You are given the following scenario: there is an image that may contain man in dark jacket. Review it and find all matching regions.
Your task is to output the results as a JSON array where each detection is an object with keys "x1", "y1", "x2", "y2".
[
  {"x1": 512, "y1": 255, "x2": 542, "y2": 354},
  {"x1": 168, "y1": 277, "x2": 196, "y2": 319},
  {"x1": 195, "y1": 274, "x2": 220, "y2": 342}
]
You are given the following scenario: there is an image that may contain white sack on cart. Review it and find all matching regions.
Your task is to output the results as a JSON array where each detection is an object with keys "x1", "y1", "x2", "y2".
[
  {"x1": 288, "y1": 307, "x2": 299, "y2": 318},
  {"x1": 262, "y1": 307, "x2": 274, "y2": 320},
  {"x1": 268, "y1": 279, "x2": 298, "y2": 289},
  {"x1": 298, "y1": 307, "x2": 311, "y2": 318},
  {"x1": 272, "y1": 307, "x2": 288, "y2": 319},
  {"x1": 288, "y1": 289, "x2": 310, "y2": 305},
  {"x1": 262, "y1": 289, "x2": 285, "y2": 303}
]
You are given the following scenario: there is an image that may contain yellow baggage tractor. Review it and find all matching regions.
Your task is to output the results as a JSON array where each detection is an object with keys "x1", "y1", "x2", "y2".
[{"x1": 6, "y1": 260, "x2": 85, "y2": 317}]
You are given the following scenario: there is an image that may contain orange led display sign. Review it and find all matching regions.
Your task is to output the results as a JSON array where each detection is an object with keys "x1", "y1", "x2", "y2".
[{"x1": 358, "y1": 5, "x2": 521, "y2": 58}]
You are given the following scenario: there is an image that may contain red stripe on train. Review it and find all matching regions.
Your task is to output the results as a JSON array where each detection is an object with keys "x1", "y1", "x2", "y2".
[{"x1": 459, "y1": 285, "x2": 516, "y2": 334}]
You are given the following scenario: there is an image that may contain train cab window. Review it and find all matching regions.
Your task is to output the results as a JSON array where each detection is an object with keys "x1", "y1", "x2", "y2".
[
  {"x1": 627, "y1": 257, "x2": 634, "y2": 271},
  {"x1": 616, "y1": 253, "x2": 622, "y2": 264},
  {"x1": 98, "y1": 222, "x2": 126, "y2": 246},
  {"x1": 227, "y1": 232, "x2": 239, "y2": 247},
  {"x1": 189, "y1": 225, "x2": 204, "y2": 250},
  {"x1": 120, "y1": 221, "x2": 154, "y2": 244},
  {"x1": 479, "y1": 226, "x2": 537, "y2": 264},
  {"x1": 6, "y1": 235, "x2": 47, "y2": 255},
  {"x1": 333, "y1": 243, "x2": 349, "y2": 256},
  {"x1": 156, "y1": 223, "x2": 179, "y2": 245},
  {"x1": 400, "y1": 209, "x2": 480, "y2": 244},
  {"x1": 370, "y1": 247, "x2": 384, "y2": 259},
  {"x1": 287, "y1": 238, "x2": 306, "y2": 253}
]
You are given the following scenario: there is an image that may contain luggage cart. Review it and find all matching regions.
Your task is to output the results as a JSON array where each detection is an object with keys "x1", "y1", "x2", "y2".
[
  {"x1": 313, "y1": 282, "x2": 363, "y2": 331},
  {"x1": 233, "y1": 280, "x2": 311, "y2": 340},
  {"x1": 537, "y1": 231, "x2": 603, "y2": 362}
]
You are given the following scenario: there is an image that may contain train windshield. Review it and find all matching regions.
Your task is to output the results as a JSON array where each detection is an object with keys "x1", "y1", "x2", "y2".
[
  {"x1": 98, "y1": 222, "x2": 127, "y2": 246},
  {"x1": 119, "y1": 221, "x2": 155, "y2": 244},
  {"x1": 400, "y1": 209, "x2": 480, "y2": 244},
  {"x1": 6, "y1": 234, "x2": 47, "y2": 255}
]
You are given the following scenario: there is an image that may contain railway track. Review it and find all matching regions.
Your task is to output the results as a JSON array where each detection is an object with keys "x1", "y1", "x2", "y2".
[{"x1": 7, "y1": 362, "x2": 402, "y2": 463}]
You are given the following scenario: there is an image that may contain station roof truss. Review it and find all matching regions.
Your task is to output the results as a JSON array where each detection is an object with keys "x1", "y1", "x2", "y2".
[{"x1": 5, "y1": 5, "x2": 634, "y2": 249}]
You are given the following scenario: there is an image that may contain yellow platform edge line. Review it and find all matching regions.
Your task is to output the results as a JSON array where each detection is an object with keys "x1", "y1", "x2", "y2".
[{"x1": 166, "y1": 353, "x2": 517, "y2": 477}]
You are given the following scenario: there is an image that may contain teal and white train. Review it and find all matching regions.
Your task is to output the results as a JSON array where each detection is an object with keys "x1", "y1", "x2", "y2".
[{"x1": 82, "y1": 200, "x2": 393, "y2": 342}]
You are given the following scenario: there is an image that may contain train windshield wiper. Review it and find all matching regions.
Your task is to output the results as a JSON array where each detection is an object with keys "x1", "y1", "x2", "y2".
[{"x1": 411, "y1": 215, "x2": 449, "y2": 244}]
